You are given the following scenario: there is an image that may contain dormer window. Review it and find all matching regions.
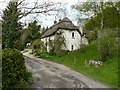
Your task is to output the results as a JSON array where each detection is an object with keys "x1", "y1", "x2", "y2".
[{"x1": 72, "y1": 32, "x2": 74, "y2": 39}]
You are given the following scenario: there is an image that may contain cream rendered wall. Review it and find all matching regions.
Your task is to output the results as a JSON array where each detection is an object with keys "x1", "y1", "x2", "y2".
[
  {"x1": 41, "y1": 35, "x2": 55, "y2": 52},
  {"x1": 57, "y1": 29, "x2": 82, "y2": 51},
  {"x1": 41, "y1": 29, "x2": 82, "y2": 52}
]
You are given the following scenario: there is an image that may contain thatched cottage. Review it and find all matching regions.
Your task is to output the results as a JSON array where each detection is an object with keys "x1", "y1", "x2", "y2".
[{"x1": 41, "y1": 17, "x2": 88, "y2": 52}]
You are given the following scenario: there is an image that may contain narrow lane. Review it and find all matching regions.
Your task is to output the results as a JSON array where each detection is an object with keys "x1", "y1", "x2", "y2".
[{"x1": 23, "y1": 51, "x2": 109, "y2": 88}]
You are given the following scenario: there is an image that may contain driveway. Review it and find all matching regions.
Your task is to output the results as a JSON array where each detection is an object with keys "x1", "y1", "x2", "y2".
[{"x1": 23, "y1": 50, "x2": 109, "y2": 88}]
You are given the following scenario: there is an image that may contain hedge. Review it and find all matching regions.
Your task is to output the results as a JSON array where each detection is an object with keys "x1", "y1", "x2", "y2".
[{"x1": 2, "y1": 48, "x2": 32, "y2": 89}]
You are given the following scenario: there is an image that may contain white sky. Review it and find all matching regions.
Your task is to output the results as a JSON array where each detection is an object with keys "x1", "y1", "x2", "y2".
[
  {"x1": 0, "y1": 0, "x2": 119, "y2": 28},
  {"x1": 0, "y1": 0, "x2": 80, "y2": 27}
]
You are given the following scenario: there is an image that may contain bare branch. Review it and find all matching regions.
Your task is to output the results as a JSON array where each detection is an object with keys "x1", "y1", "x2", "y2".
[
  {"x1": 18, "y1": 0, "x2": 25, "y2": 6},
  {"x1": 17, "y1": 0, "x2": 61, "y2": 20}
]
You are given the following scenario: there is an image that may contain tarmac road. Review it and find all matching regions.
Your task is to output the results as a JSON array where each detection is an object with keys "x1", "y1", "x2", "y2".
[{"x1": 23, "y1": 50, "x2": 109, "y2": 88}]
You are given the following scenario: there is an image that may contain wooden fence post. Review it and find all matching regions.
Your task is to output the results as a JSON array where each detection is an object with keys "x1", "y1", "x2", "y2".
[{"x1": 74, "y1": 56, "x2": 76, "y2": 65}]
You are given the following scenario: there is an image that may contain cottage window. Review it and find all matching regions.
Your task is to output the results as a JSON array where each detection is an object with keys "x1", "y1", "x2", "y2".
[
  {"x1": 72, "y1": 32, "x2": 74, "y2": 39},
  {"x1": 71, "y1": 45, "x2": 74, "y2": 51}
]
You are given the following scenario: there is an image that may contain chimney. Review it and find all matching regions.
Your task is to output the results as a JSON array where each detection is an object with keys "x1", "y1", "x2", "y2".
[
  {"x1": 54, "y1": 20, "x2": 57, "y2": 24},
  {"x1": 59, "y1": 19, "x2": 61, "y2": 22}
]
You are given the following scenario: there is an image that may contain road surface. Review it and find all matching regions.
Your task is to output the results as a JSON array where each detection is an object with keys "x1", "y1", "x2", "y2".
[{"x1": 23, "y1": 50, "x2": 109, "y2": 88}]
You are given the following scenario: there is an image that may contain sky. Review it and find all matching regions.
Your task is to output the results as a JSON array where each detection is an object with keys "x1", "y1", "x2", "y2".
[
  {"x1": 0, "y1": 0, "x2": 119, "y2": 28},
  {"x1": 0, "y1": 0, "x2": 80, "y2": 28}
]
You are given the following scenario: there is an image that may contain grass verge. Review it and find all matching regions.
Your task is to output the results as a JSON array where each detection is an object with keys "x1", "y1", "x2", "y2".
[{"x1": 38, "y1": 41, "x2": 118, "y2": 88}]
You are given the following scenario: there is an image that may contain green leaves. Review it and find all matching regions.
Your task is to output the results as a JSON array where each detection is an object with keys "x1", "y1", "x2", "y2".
[
  {"x1": 72, "y1": 1, "x2": 119, "y2": 43},
  {"x1": 83, "y1": 6, "x2": 119, "y2": 43},
  {"x1": 21, "y1": 20, "x2": 41, "y2": 46},
  {"x1": 2, "y1": 49, "x2": 32, "y2": 89},
  {"x1": 2, "y1": 1, "x2": 22, "y2": 49},
  {"x1": 48, "y1": 31, "x2": 66, "y2": 56},
  {"x1": 97, "y1": 29, "x2": 117, "y2": 62}
]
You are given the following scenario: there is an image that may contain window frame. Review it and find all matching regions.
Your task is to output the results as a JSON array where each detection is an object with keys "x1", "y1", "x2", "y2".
[
  {"x1": 71, "y1": 45, "x2": 74, "y2": 51},
  {"x1": 72, "y1": 32, "x2": 75, "y2": 39}
]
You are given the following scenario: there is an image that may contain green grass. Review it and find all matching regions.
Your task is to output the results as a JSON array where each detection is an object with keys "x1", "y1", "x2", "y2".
[{"x1": 38, "y1": 41, "x2": 118, "y2": 88}]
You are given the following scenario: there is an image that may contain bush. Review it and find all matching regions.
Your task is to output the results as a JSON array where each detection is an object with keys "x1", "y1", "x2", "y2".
[
  {"x1": 33, "y1": 39, "x2": 43, "y2": 49},
  {"x1": 14, "y1": 41, "x2": 25, "y2": 51},
  {"x1": 79, "y1": 44, "x2": 86, "y2": 53},
  {"x1": 48, "y1": 31, "x2": 66, "y2": 56},
  {"x1": 49, "y1": 49, "x2": 69, "y2": 57},
  {"x1": 2, "y1": 48, "x2": 32, "y2": 89},
  {"x1": 56, "y1": 50, "x2": 69, "y2": 57},
  {"x1": 98, "y1": 29, "x2": 117, "y2": 62},
  {"x1": 34, "y1": 48, "x2": 46, "y2": 56}
]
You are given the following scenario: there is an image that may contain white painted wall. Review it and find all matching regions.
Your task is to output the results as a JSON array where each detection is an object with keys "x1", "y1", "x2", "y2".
[
  {"x1": 41, "y1": 29, "x2": 82, "y2": 52},
  {"x1": 41, "y1": 35, "x2": 55, "y2": 52},
  {"x1": 58, "y1": 29, "x2": 81, "y2": 51}
]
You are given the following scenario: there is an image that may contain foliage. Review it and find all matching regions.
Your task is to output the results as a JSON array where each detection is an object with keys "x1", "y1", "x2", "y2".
[
  {"x1": 72, "y1": 1, "x2": 118, "y2": 25},
  {"x1": 27, "y1": 20, "x2": 41, "y2": 40},
  {"x1": 33, "y1": 39, "x2": 44, "y2": 49},
  {"x1": 72, "y1": 1, "x2": 119, "y2": 43},
  {"x1": 48, "y1": 40, "x2": 56, "y2": 56},
  {"x1": 20, "y1": 29, "x2": 32, "y2": 45},
  {"x1": 2, "y1": 1, "x2": 22, "y2": 49},
  {"x1": 83, "y1": 6, "x2": 120, "y2": 43},
  {"x1": 14, "y1": 40, "x2": 25, "y2": 51},
  {"x1": 48, "y1": 31, "x2": 66, "y2": 56},
  {"x1": 0, "y1": 22, "x2": 2, "y2": 44},
  {"x1": 20, "y1": 20, "x2": 42, "y2": 48},
  {"x1": 98, "y1": 29, "x2": 118, "y2": 62},
  {"x1": 2, "y1": 48, "x2": 32, "y2": 89},
  {"x1": 83, "y1": 6, "x2": 120, "y2": 30},
  {"x1": 34, "y1": 48, "x2": 47, "y2": 56}
]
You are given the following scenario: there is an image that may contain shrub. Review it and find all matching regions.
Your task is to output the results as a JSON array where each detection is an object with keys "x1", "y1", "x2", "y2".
[
  {"x1": 98, "y1": 29, "x2": 117, "y2": 62},
  {"x1": 33, "y1": 39, "x2": 43, "y2": 49},
  {"x1": 14, "y1": 41, "x2": 25, "y2": 51},
  {"x1": 79, "y1": 44, "x2": 86, "y2": 53},
  {"x1": 55, "y1": 50, "x2": 69, "y2": 57},
  {"x1": 48, "y1": 31, "x2": 66, "y2": 56},
  {"x1": 2, "y1": 48, "x2": 32, "y2": 89},
  {"x1": 34, "y1": 48, "x2": 47, "y2": 56}
]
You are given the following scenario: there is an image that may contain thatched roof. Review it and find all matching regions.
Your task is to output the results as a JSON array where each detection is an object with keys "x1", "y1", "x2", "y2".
[{"x1": 41, "y1": 17, "x2": 81, "y2": 38}]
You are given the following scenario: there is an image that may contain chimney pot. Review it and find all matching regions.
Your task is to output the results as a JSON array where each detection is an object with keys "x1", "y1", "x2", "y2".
[{"x1": 54, "y1": 21, "x2": 57, "y2": 24}]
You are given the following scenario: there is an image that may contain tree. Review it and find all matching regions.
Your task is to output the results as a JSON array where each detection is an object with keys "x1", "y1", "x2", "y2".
[
  {"x1": 83, "y1": 6, "x2": 120, "y2": 30},
  {"x1": 48, "y1": 31, "x2": 66, "y2": 56},
  {"x1": 98, "y1": 29, "x2": 117, "y2": 62},
  {"x1": 28, "y1": 20, "x2": 41, "y2": 40},
  {"x1": 83, "y1": 6, "x2": 120, "y2": 43},
  {"x1": 17, "y1": 0, "x2": 62, "y2": 20},
  {"x1": 72, "y1": 1, "x2": 119, "y2": 62},
  {"x1": 20, "y1": 20, "x2": 41, "y2": 47},
  {"x1": 1, "y1": 0, "x2": 62, "y2": 49},
  {"x1": 72, "y1": 1, "x2": 117, "y2": 25},
  {"x1": 2, "y1": 1, "x2": 22, "y2": 49},
  {"x1": 0, "y1": 21, "x2": 2, "y2": 44},
  {"x1": 72, "y1": 1, "x2": 119, "y2": 43}
]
